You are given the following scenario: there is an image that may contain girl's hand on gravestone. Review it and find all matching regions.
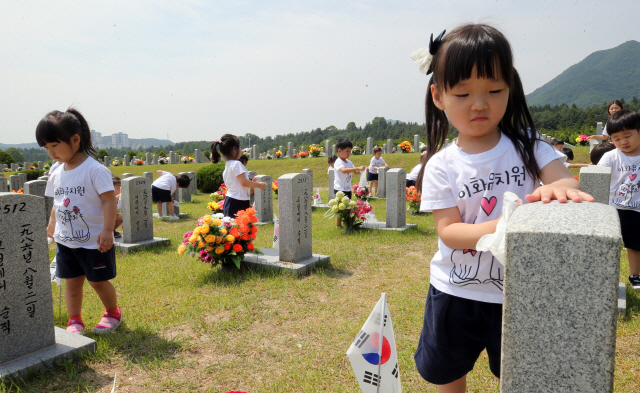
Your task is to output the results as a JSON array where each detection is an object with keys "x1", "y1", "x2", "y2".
[
  {"x1": 257, "y1": 182, "x2": 266, "y2": 190},
  {"x1": 526, "y1": 184, "x2": 595, "y2": 204},
  {"x1": 97, "y1": 229, "x2": 114, "y2": 252}
]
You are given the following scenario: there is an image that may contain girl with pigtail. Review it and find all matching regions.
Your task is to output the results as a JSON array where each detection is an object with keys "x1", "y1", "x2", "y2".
[
  {"x1": 37, "y1": 108, "x2": 122, "y2": 335},
  {"x1": 410, "y1": 25, "x2": 593, "y2": 391},
  {"x1": 210, "y1": 134, "x2": 266, "y2": 218}
]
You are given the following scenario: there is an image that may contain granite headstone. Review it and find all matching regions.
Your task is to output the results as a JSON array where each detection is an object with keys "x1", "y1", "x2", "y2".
[{"x1": 278, "y1": 173, "x2": 312, "y2": 262}]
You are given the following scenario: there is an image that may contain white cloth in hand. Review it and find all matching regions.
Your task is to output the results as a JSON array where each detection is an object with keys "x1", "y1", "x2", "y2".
[{"x1": 475, "y1": 191, "x2": 523, "y2": 265}]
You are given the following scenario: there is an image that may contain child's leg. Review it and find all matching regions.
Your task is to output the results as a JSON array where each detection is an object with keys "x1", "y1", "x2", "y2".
[
  {"x1": 65, "y1": 276, "x2": 86, "y2": 317},
  {"x1": 88, "y1": 280, "x2": 118, "y2": 310},
  {"x1": 156, "y1": 201, "x2": 163, "y2": 216},
  {"x1": 628, "y1": 248, "x2": 640, "y2": 276},
  {"x1": 373, "y1": 180, "x2": 378, "y2": 195},
  {"x1": 437, "y1": 376, "x2": 466, "y2": 393},
  {"x1": 167, "y1": 201, "x2": 175, "y2": 216},
  {"x1": 115, "y1": 214, "x2": 123, "y2": 230}
]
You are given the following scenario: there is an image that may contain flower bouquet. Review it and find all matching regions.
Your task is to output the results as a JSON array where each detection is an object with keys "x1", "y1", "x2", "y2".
[
  {"x1": 217, "y1": 183, "x2": 228, "y2": 197},
  {"x1": 17, "y1": 167, "x2": 24, "y2": 171},
  {"x1": 178, "y1": 209, "x2": 262, "y2": 269},
  {"x1": 293, "y1": 153, "x2": 299, "y2": 158},
  {"x1": 575, "y1": 135, "x2": 588, "y2": 146},
  {"x1": 309, "y1": 144, "x2": 323, "y2": 157},
  {"x1": 406, "y1": 186, "x2": 421, "y2": 214},
  {"x1": 272, "y1": 180, "x2": 278, "y2": 195},
  {"x1": 352, "y1": 183, "x2": 371, "y2": 203},
  {"x1": 112, "y1": 160, "x2": 120, "y2": 166},
  {"x1": 159, "y1": 157, "x2": 169, "y2": 164},
  {"x1": 275, "y1": 150, "x2": 282, "y2": 159},
  {"x1": 28, "y1": 165, "x2": 35, "y2": 170},
  {"x1": 266, "y1": 154, "x2": 273, "y2": 160},
  {"x1": 351, "y1": 146, "x2": 363, "y2": 155},
  {"x1": 135, "y1": 159, "x2": 143, "y2": 165},
  {"x1": 299, "y1": 151, "x2": 308, "y2": 158},
  {"x1": 325, "y1": 191, "x2": 372, "y2": 233},
  {"x1": 11, "y1": 188, "x2": 24, "y2": 194},
  {"x1": 400, "y1": 141, "x2": 412, "y2": 153},
  {"x1": 181, "y1": 156, "x2": 189, "y2": 163}
]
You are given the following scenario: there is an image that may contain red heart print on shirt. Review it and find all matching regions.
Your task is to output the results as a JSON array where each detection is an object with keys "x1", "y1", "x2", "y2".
[
  {"x1": 481, "y1": 196, "x2": 497, "y2": 216},
  {"x1": 630, "y1": 174, "x2": 637, "y2": 181},
  {"x1": 63, "y1": 198, "x2": 70, "y2": 207}
]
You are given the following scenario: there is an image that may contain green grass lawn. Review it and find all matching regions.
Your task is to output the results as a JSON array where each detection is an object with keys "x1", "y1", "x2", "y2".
[{"x1": 2, "y1": 146, "x2": 639, "y2": 392}]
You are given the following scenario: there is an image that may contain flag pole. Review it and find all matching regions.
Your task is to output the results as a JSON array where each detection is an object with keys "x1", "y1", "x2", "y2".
[{"x1": 377, "y1": 292, "x2": 386, "y2": 393}]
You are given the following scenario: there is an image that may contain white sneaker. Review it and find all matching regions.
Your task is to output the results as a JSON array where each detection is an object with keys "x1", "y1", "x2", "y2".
[
  {"x1": 169, "y1": 215, "x2": 180, "y2": 220},
  {"x1": 153, "y1": 213, "x2": 163, "y2": 219}
]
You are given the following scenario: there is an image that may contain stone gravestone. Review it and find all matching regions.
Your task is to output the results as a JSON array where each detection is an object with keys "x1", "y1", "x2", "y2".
[
  {"x1": 0, "y1": 193, "x2": 95, "y2": 379},
  {"x1": 17, "y1": 173, "x2": 27, "y2": 189},
  {"x1": 11, "y1": 163, "x2": 17, "y2": 172},
  {"x1": 325, "y1": 140, "x2": 331, "y2": 156},
  {"x1": 287, "y1": 142, "x2": 294, "y2": 158},
  {"x1": 541, "y1": 133, "x2": 547, "y2": 141},
  {"x1": 332, "y1": 144, "x2": 337, "y2": 156},
  {"x1": 253, "y1": 145, "x2": 258, "y2": 160},
  {"x1": 194, "y1": 149, "x2": 201, "y2": 163},
  {"x1": 38, "y1": 161, "x2": 43, "y2": 170},
  {"x1": 278, "y1": 173, "x2": 312, "y2": 262},
  {"x1": 397, "y1": 144, "x2": 401, "y2": 153},
  {"x1": 122, "y1": 173, "x2": 135, "y2": 179},
  {"x1": 590, "y1": 122, "x2": 604, "y2": 152},
  {"x1": 104, "y1": 156, "x2": 110, "y2": 167},
  {"x1": 169, "y1": 151, "x2": 175, "y2": 164},
  {"x1": 387, "y1": 139, "x2": 393, "y2": 154},
  {"x1": 367, "y1": 137, "x2": 373, "y2": 155},
  {"x1": 146, "y1": 153, "x2": 152, "y2": 165},
  {"x1": 24, "y1": 180, "x2": 52, "y2": 224},
  {"x1": 377, "y1": 166, "x2": 388, "y2": 198},
  {"x1": 152, "y1": 154, "x2": 158, "y2": 165},
  {"x1": 414, "y1": 135, "x2": 420, "y2": 153},
  {"x1": 9, "y1": 175, "x2": 20, "y2": 192},
  {"x1": 502, "y1": 201, "x2": 621, "y2": 393},
  {"x1": 38, "y1": 176, "x2": 48, "y2": 181},
  {"x1": 293, "y1": 149, "x2": 298, "y2": 157},
  {"x1": 23, "y1": 162, "x2": 28, "y2": 170},
  {"x1": 328, "y1": 168, "x2": 335, "y2": 200},
  {"x1": 254, "y1": 175, "x2": 273, "y2": 224},
  {"x1": 301, "y1": 169, "x2": 313, "y2": 184},
  {"x1": 177, "y1": 172, "x2": 191, "y2": 202},
  {"x1": 0, "y1": 176, "x2": 6, "y2": 193},
  {"x1": 301, "y1": 145, "x2": 307, "y2": 153},
  {"x1": 385, "y1": 169, "x2": 406, "y2": 228},
  {"x1": 143, "y1": 172, "x2": 153, "y2": 181},
  {"x1": 579, "y1": 166, "x2": 611, "y2": 204},
  {"x1": 123, "y1": 155, "x2": 129, "y2": 166},
  {"x1": 188, "y1": 171, "x2": 197, "y2": 195},
  {"x1": 115, "y1": 177, "x2": 170, "y2": 253},
  {"x1": 279, "y1": 145, "x2": 285, "y2": 156}
]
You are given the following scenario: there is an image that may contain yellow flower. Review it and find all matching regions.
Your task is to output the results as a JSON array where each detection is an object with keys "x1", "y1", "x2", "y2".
[
  {"x1": 220, "y1": 228, "x2": 227, "y2": 235},
  {"x1": 193, "y1": 227, "x2": 201, "y2": 236},
  {"x1": 213, "y1": 219, "x2": 222, "y2": 226},
  {"x1": 202, "y1": 215, "x2": 212, "y2": 224},
  {"x1": 198, "y1": 241, "x2": 205, "y2": 249},
  {"x1": 226, "y1": 235, "x2": 235, "y2": 243},
  {"x1": 189, "y1": 235, "x2": 198, "y2": 243},
  {"x1": 204, "y1": 235, "x2": 216, "y2": 243},
  {"x1": 178, "y1": 245, "x2": 186, "y2": 254},
  {"x1": 200, "y1": 225, "x2": 210, "y2": 234}
]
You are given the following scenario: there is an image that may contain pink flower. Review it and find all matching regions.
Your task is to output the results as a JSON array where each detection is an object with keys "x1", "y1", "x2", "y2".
[
  {"x1": 200, "y1": 250, "x2": 208, "y2": 259},
  {"x1": 184, "y1": 231, "x2": 193, "y2": 239},
  {"x1": 183, "y1": 239, "x2": 189, "y2": 244},
  {"x1": 205, "y1": 255, "x2": 214, "y2": 263}
]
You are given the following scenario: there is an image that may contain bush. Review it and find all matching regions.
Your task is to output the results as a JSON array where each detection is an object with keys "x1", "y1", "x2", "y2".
[
  {"x1": 196, "y1": 162, "x2": 225, "y2": 193},
  {"x1": 22, "y1": 169, "x2": 45, "y2": 181}
]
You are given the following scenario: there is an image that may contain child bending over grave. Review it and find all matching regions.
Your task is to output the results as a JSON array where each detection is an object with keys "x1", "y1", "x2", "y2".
[
  {"x1": 333, "y1": 138, "x2": 367, "y2": 228},
  {"x1": 411, "y1": 24, "x2": 593, "y2": 391},
  {"x1": 151, "y1": 170, "x2": 190, "y2": 220},
  {"x1": 37, "y1": 107, "x2": 122, "y2": 335},
  {"x1": 368, "y1": 146, "x2": 388, "y2": 196},
  {"x1": 597, "y1": 110, "x2": 640, "y2": 290},
  {"x1": 406, "y1": 147, "x2": 428, "y2": 188},
  {"x1": 590, "y1": 142, "x2": 616, "y2": 165},
  {"x1": 327, "y1": 154, "x2": 337, "y2": 174},
  {"x1": 112, "y1": 175, "x2": 123, "y2": 238},
  {"x1": 561, "y1": 147, "x2": 590, "y2": 169},
  {"x1": 211, "y1": 134, "x2": 266, "y2": 218}
]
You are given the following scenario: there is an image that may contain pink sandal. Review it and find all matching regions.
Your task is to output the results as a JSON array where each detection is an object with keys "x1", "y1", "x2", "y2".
[
  {"x1": 66, "y1": 319, "x2": 85, "y2": 335},
  {"x1": 93, "y1": 307, "x2": 122, "y2": 334}
]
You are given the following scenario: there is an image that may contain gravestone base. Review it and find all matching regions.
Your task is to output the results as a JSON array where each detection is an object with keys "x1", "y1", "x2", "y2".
[
  {"x1": 114, "y1": 236, "x2": 170, "y2": 253},
  {"x1": 0, "y1": 327, "x2": 95, "y2": 380},
  {"x1": 361, "y1": 220, "x2": 416, "y2": 232},
  {"x1": 242, "y1": 248, "x2": 330, "y2": 275},
  {"x1": 619, "y1": 282, "x2": 626, "y2": 319},
  {"x1": 311, "y1": 203, "x2": 330, "y2": 210}
]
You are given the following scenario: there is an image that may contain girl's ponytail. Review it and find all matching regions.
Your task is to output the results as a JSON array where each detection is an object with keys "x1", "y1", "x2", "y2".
[
  {"x1": 210, "y1": 141, "x2": 222, "y2": 163},
  {"x1": 416, "y1": 76, "x2": 450, "y2": 192},
  {"x1": 66, "y1": 108, "x2": 97, "y2": 157},
  {"x1": 210, "y1": 134, "x2": 241, "y2": 164}
]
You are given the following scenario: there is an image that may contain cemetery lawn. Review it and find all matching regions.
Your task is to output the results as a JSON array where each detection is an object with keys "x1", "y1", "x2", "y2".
[{"x1": 2, "y1": 146, "x2": 640, "y2": 392}]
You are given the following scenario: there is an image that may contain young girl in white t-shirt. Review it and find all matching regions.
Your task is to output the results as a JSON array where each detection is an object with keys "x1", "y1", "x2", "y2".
[
  {"x1": 37, "y1": 108, "x2": 122, "y2": 336},
  {"x1": 410, "y1": 24, "x2": 593, "y2": 391},
  {"x1": 211, "y1": 134, "x2": 266, "y2": 218}
]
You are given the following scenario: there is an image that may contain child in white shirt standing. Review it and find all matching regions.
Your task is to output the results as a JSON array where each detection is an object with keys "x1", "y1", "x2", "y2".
[
  {"x1": 211, "y1": 134, "x2": 266, "y2": 218},
  {"x1": 597, "y1": 109, "x2": 640, "y2": 289},
  {"x1": 367, "y1": 147, "x2": 388, "y2": 196},
  {"x1": 333, "y1": 138, "x2": 366, "y2": 227}
]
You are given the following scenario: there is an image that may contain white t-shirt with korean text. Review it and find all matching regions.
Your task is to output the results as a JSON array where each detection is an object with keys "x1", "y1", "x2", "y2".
[
  {"x1": 223, "y1": 160, "x2": 250, "y2": 200},
  {"x1": 598, "y1": 149, "x2": 640, "y2": 211},
  {"x1": 368, "y1": 156, "x2": 386, "y2": 173},
  {"x1": 420, "y1": 133, "x2": 559, "y2": 304},
  {"x1": 334, "y1": 158, "x2": 355, "y2": 191},
  {"x1": 45, "y1": 157, "x2": 114, "y2": 249}
]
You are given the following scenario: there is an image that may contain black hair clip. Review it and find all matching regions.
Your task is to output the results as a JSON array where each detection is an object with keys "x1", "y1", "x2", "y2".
[
  {"x1": 429, "y1": 29, "x2": 446, "y2": 56},
  {"x1": 410, "y1": 29, "x2": 446, "y2": 75}
]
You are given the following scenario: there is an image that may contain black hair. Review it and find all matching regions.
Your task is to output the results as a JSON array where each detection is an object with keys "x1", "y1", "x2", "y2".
[
  {"x1": 607, "y1": 100, "x2": 623, "y2": 116},
  {"x1": 35, "y1": 108, "x2": 96, "y2": 157},
  {"x1": 335, "y1": 138, "x2": 353, "y2": 151},
  {"x1": 239, "y1": 155, "x2": 249, "y2": 166},
  {"x1": 551, "y1": 138, "x2": 564, "y2": 146},
  {"x1": 327, "y1": 155, "x2": 337, "y2": 164},
  {"x1": 416, "y1": 24, "x2": 540, "y2": 192},
  {"x1": 176, "y1": 174, "x2": 191, "y2": 188},
  {"x1": 112, "y1": 175, "x2": 121, "y2": 185},
  {"x1": 561, "y1": 147, "x2": 574, "y2": 161},
  {"x1": 210, "y1": 134, "x2": 240, "y2": 163},
  {"x1": 606, "y1": 110, "x2": 640, "y2": 135},
  {"x1": 373, "y1": 146, "x2": 383, "y2": 154},
  {"x1": 590, "y1": 142, "x2": 616, "y2": 165}
]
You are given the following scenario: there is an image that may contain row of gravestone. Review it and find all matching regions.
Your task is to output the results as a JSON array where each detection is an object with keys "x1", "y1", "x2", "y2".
[
  {"x1": 0, "y1": 161, "x2": 48, "y2": 172},
  {"x1": 99, "y1": 150, "x2": 208, "y2": 167}
]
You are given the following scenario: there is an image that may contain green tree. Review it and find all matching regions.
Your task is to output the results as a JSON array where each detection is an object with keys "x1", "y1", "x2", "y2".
[
  {"x1": 372, "y1": 117, "x2": 388, "y2": 130},
  {"x1": 203, "y1": 151, "x2": 211, "y2": 159},
  {"x1": 346, "y1": 122, "x2": 357, "y2": 132},
  {"x1": 156, "y1": 149, "x2": 167, "y2": 157},
  {"x1": 6, "y1": 147, "x2": 25, "y2": 163},
  {"x1": 0, "y1": 150, "x2": 16, "y2": 165},
  {"x1": 126, "y1": 150, "x2": 139, "y2": 159},
  {"x1": 96, "y1": 149, "x2": 109, "y2": 159}
]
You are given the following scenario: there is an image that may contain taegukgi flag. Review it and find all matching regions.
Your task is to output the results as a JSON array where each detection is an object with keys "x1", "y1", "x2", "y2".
[{"x1": 347, "y1": 293, "x2": 401, "y2": 393}]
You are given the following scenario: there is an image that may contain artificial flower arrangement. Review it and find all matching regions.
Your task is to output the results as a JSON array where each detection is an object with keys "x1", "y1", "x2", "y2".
[
  {"x1": 272, "y1": 180, "x2": 278, "y2": 195},
  {"x1": 293, "y1": 154, "x2": 299, "y2": 158},
  {"x1": 208, "y1": 188, "x2": 226, "y2": 213},
  {"x1": 16, "y1": 167, "x2": 24, "y2": 171},
  {"x1": 28, "y1": 165, "x2": 35, "y2": 170},
  {"x1": 309, "y1": 144, "x2": 323, "y2": 157},
  {"x1": 406, "y1": 186, "x2": 421, "y2": 214},
  {"x1": 11, "y1": 188, "x2": 24, "y2": 194},
  {"x1": 266, "y1": 154, "x2": 273, "y2": 160},
  {"x1": 112, "y1": 160, "x2": 120, "y2": 166},
  {"x1": 158, "y1": 157, "x2": 169, "y2": 164},
  {"x1": 325, "y1": 191, "x2": 372, "y2": 232},
  {"x1": 576, "y1": 135, "x2": 589, "y2": 146},
  {"x1": 274, "y1": 150, "x2": 282, "y2": 159},
  {"x1": 135, "y1": 159, "x2": 144, "y2": 165},
  {"x1": 178, "y1": 209, "x2": 262, "y2": 269},
  {"x1": 217, "y1": 183, "x2": 228, "y2": 197},
  {"x1": 3, "y1": 168, "x2": 10, "y2": 172},
  {"x1": 352, "y1": 183, "x2": 371, "y2": 203},
  {"x1": 299, "y1": 151, "x2": 308, "y2": 158},
  {"x1": 180, "y1": 156, "x2": 195, "y2": 163},
  {"x1": 351, "y1": 146, "x2": 363, "y2": 155},
  {"x1": 400, "y1": 141, "x2": 412, "y2": 153}
]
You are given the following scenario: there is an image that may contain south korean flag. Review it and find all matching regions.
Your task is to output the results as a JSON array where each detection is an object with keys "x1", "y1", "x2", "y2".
[{"x1": 347, "y1": 293, "x2": 401, "y2": 393}]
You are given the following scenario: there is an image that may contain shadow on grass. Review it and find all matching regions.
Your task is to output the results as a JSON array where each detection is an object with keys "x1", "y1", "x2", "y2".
[{"x1": 625, "y1": 285, "x2": 640, "y2": 318}]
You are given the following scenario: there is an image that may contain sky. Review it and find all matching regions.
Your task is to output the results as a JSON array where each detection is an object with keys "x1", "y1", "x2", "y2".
[{"x1": 1, "y1": 0, "x2": 639, "y2": 145}]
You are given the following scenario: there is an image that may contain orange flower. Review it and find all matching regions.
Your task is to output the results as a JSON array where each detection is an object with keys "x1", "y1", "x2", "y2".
[
  {"x1": 247, "y1": 242, "x2": 254, "y2": 250},
  {"x1": 224, "y1": 243, "x2": 231, "y2": 251},
  {"x1": 212, "y1": 219, "x2": 222, "y2": 226},
  {"x1": 207, "y1": 246, "x2": 215, "y2": 252},
  {"x1": 250, "y1": 233, "x2": 256, "y2": 240},
  {"x1": 241, "y1": 216, "x2": 250, "y2": 225},
  {"x1": 251, "y1": 226, "x2": 258, "y2": 234},
  {"x1": 233, "y1": 244, "x2": 243, "y2": 252},
  {"x1": 202, "y1": 215, "x2": 212, "y2": 224},
  {"x1": 241, "y1": 234, "x2": 250, "y2": 241},
  {"x1": 204, "y1": 235, "x2": 216, "y2": 243},
  {"x1": 198, "y1": 241, "x2": 205, "y2": 248},
  {"x1": 226, "y1": 235, "x2": 235, "y2": 243},
  {"x1": 200, "y1": 225, "x2": 210, "y2": 234},
  {"x1": 215, "y1": 246, "x2": 224, "y2": 254},
  {"x1": 220, "y1": 228, "x2": 227, "y2": 235},
  {"x1": 239, "y1": 225, "x2": 250, "y2": 234},
  {"x1": 230, "y1": 227, "x2": 240, "y2": 237},
  {"x1": 251, "y1": 216, "x2": 258, "y2": 223},
  {"x1": 235, "y1": 217, "x2": 242, "y2": 226},
  {"x1": 178, "y1": 245, "x2": 186, "y2": 254},
  {"x1": 245, "y1": 207, "x2": 256, "y2": 215}
]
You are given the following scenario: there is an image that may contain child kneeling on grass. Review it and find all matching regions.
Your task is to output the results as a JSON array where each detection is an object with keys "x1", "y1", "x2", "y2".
[{"x1": 152, "y1": 171, "x2": 190, "y2": 220}]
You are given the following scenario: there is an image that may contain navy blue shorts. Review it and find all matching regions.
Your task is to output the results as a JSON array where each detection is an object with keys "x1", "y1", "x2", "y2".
[
  {"x1": 406, "y1": 180, "x2": 416, "y2": 188},
  {"x1": 152, "y1": 186, "x2": 172, "y2": 203},
  {"x1": 334, "y1": 190, "x2": 353, "y2": 199},
  {"x1": 223, "y1": 196, "x2": 251, "y2": 218},
  {"x1": 55, "y1": 243, "x2": 117, "y2": 282},
  {"x1": 617, "y1": 209, "x2": 640, "y2": 251},
  {"x1": 414, "y1": 285, "x2": 502, "y2": 385},
  {"x1": 367, "y1": 172, "x2": 379, "y2": 182}
]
